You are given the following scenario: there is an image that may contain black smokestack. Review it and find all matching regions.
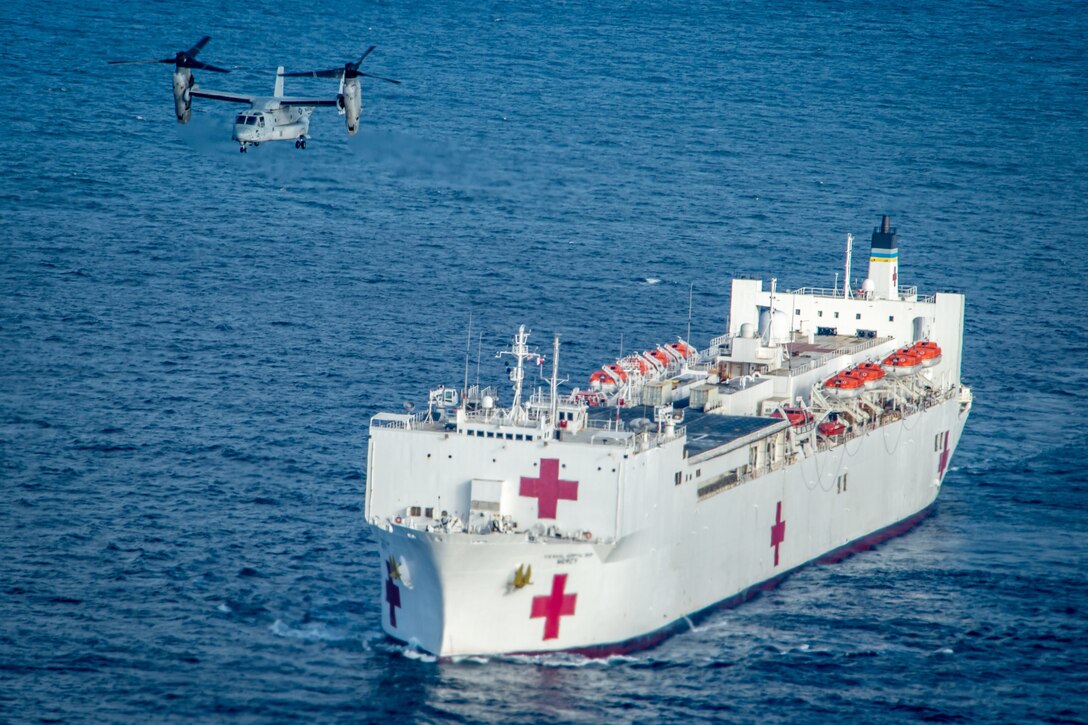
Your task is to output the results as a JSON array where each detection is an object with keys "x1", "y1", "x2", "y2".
[{"x1": 872, "y1": 215, "x2": 897, "y2": 250}]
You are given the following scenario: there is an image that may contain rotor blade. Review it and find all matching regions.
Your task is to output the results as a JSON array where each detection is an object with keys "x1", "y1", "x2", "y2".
[
  {"x1": 186, "y1": 36, "x2": 212, "y2": 57},
  {"x1": 360, "y1": 72, "x2": 400, "y2": 84},
  {"x1": 354, "y1": 45, "x2": 376, "y2": 66},
  {"x1": 278, "y1": 68, "x2": 343, "y2": 78},
  {"x1": 186, "y1": 59, "x2": 230, "y2": 73},
  {"x1": 108, "y1": 57, "x2": 176, "y2": 65}
]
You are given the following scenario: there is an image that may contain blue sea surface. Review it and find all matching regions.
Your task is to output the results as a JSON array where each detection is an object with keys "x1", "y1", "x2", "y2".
[{"x1": 2, "y1": 0, "x2": 1086, "y2": 721}]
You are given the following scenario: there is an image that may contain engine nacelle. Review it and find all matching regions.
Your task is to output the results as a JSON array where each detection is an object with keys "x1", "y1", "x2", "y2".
[
  {"x1": 341, "y1": 77, "x2": 362, "y2": 135},
  {"x1": 172, "y1": 67, "x2": 194, "y2": 124}
]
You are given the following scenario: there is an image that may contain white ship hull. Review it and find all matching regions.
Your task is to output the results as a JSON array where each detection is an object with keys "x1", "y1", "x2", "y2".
[
  {"x1": 365, "y1": 217, "x2": 971, "y2": 657},
  {"x1": 371, "y1": 396, "x2": 968, "y2": 657}
]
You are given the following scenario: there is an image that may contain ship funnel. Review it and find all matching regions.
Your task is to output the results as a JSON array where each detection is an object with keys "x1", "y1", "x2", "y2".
[{"x1": 868, "y1": 214, "x2": 899, "y2": 300}]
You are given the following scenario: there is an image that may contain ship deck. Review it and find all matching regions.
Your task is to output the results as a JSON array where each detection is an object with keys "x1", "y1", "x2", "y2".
[{"x1": 585, "y1": 405, "x2": 785, "y2": 457}]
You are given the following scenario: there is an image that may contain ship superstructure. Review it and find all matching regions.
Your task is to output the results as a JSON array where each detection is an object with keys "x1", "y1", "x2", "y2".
[{"x1": 364, "y1": 216, "x2": 972, "y2": 657}]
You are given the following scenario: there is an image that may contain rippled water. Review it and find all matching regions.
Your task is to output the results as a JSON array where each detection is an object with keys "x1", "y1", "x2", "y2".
[{"x1": 2, "y1": 0, "x2": 1086, "y2": 721}]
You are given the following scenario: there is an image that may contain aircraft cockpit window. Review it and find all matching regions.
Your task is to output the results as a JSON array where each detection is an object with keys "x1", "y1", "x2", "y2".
[
  {"x1": 246, "y1": 117, "x2": 256, "y2": 125},
  {"x1": 257, "y1": 117, "x2": 265, "y2": 127},
  {"x1": 235, "y1": 115, "x2": 245, "y2": 124}
]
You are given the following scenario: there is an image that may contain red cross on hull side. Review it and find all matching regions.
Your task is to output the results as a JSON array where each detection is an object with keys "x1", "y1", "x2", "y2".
[
  {"x1": 770, "y1": 501, "x2": 786, "y2": 567},
  {"x1": 385, "y1": 562, "x2": 402, "y2": 627},
  {"x1": 531, "y1": 574, "x2": 577, "y2": 640},
  {"x1": 937, "y1": 430, "x2": 951, "y2": 481},
  {"x1": 520, "y1": 458, "x2": 578, "y2": 519}
]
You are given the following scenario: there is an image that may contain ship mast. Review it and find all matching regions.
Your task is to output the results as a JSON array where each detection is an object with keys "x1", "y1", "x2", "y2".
[
  {"x1": 549, "y1": 334, "x2": 560, "y2": 432},
  {"x1": 497, "y1": 325, "x2": 540, "y2": 422}
]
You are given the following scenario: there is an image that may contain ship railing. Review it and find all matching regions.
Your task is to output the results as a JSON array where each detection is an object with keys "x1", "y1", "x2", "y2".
[
  {"x1": 791, "y1": 286, "x2": 842, "y2": 297},
  {"x1": 790, "y1": 285, "x2": 934, "y2": 303},
  {"x1": 370, "y1": 411, "x2": 429, "y2": 430},
  {"x1": 785, "y1": 335, "x2": 892, "y2": 376},
  {"x1": 701, "y1": 333, "x2": 732, "y2": 359}
]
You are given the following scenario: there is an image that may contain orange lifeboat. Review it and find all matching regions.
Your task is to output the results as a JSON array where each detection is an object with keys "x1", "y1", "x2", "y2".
[
  {"x1": 910, "y1": 340, "x2": 942, "y2": 367},
  {"x1": 818, "y1": 420, "x2": 847, "y2": 436},
  {"x1": 824, "y1": 372, "x2": 865, "y2": 398},
  {"x1": 772, "y1": 407, "x2": 814, "y2": 427},
  {"x1": 589, "y1": 364, "x2": 628, "y2": 389},
  {"x1": 646, "y1": 349, "x2": 671, "y2": 368},
  {"x1": 851, "y1": 362, "x2": 886, "y2": 387},
  {"x1": 882, "y1": 348, "x2": 923, "y2": 377},
  {"x1": 666, "y1": 341, "x2": 695, "y2": 360}
]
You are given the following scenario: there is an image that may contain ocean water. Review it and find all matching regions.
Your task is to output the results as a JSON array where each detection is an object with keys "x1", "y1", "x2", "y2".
[{"x1": 2, "y1": 0, "x2": 1086, "y2": 721}]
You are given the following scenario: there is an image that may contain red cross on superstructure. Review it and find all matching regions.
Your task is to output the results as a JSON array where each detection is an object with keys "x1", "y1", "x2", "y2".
[
  {"x1": 385, "y1": 563, "x2": 402, "y2": 628},
  {"x1": 531, "y1": 574, "x2": 577, "y2": 640},
  {"x1": 938, "y1": 431, "x2": 951, "y2": 481},
  {"x1": 520, "y1": 458, "x2": 578, "y2": 519},
  {"x1": 770, "y1": 501, "x2": 786, "y2": 567}
]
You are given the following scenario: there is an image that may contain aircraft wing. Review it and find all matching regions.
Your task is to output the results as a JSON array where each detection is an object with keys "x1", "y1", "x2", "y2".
[
  {"x1": 278, "y1": 96, "x2": 340, "y2": 108},
  {"x1": 191, "y1": 88, "x2": 255, "y2": 104}
]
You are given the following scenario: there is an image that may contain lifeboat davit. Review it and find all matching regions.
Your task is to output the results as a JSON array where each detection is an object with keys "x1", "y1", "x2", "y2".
[
  {"x1": 882, "y1": 348, "x2": 924, "y2": 377},
  {"x1": 910, "y1": 340, "x2": 943, "y2": 367},
  {"x1": 824, "y1": 372, "x2": 865, "y2": 398},
  {"x1": 623, "y1": 355, "x2": 650, "y2": 376},
  {"x1": 772, "y1": 407, "x2": 814, "y2": 427},
  {"x1": 818, "y1": 420, "x2": 847, "y2": 437}
]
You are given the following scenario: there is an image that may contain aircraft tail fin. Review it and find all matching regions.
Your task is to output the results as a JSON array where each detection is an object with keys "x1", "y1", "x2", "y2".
[{"x1": 274, "y1": 66, "x2": 285, "y2": 97}]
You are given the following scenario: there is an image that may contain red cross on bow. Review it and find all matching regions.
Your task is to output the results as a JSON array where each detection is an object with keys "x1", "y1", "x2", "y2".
[
  {"x1": 770, "y1": 501, "x2": 786, "y2": 567},
  {"x1": 385, "y1": 561, "x2": 401, "y2": 628},
  {"x1": 531, "y1": 574, "x2": 577, "y2": 640},
  {"x1": 937, "y1": 431, "x2": 951, "y2": 481},
  {"x1": 520, "y1": 458, "x2": 578, "y2": 519}
]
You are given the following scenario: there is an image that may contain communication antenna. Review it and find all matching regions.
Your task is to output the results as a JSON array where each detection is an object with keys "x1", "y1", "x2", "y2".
[
  {"x1": 462, "y1": 313, "x2": 473, "y2": 402},
  {"x1": 686, "y1": 283, "x2": 694, "y2": 345},
  {"x1": 843, "y1": 233, "x2": 853, "y2": 300},
  {"x1": 475, "y1": 332, "x2": 483, "y2": 390}
]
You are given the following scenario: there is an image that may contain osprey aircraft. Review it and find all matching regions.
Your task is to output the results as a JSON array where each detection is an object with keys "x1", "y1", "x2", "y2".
[{"x1": 110, "y1": 38, "x2": 400, "y2": 151}]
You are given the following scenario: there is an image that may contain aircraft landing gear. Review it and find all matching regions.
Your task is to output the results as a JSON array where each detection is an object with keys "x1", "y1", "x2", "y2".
[
  {"x1": 239, "y1": 144, "x2": 248, "y2": 153},
  {"x1": 295, "y1": 139, "x2": 307, "y2": 150}
]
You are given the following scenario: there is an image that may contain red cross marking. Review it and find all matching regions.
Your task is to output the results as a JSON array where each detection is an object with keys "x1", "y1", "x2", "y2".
[
  {"x1": 385, "y1": 563, "x2": 401, "y2": 628},
  {"x1": 770, "y1": 501, "x2": 786, "y2": 567},
  {"x1": 520, "y1": 458, "x2": 578, "y2": 519},
  {"x1": 938, "y1": 431, "x2": 951, "y2": 481},
  {"x1": 531, "y1": 574, "x2": 577, "y2": 640}
]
